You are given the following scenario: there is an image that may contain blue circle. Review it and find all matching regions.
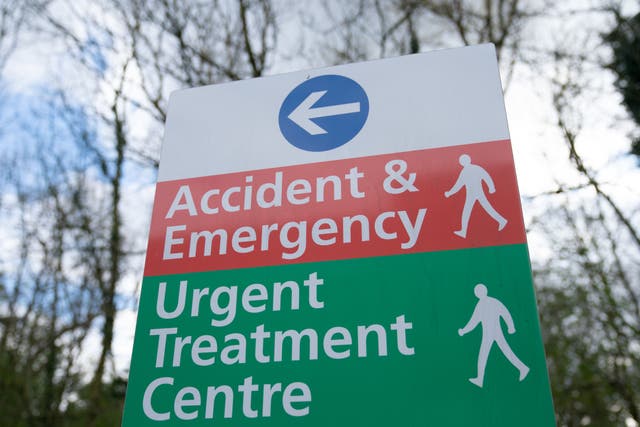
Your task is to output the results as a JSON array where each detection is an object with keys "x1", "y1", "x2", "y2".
[{"x1": 279, "y1": 75, "x2": 369, "y2": 152}]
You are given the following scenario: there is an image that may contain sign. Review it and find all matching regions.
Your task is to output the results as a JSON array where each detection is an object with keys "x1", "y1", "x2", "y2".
[{"x1": 122, "y1": 44, "x2": 556, "y2": 427}]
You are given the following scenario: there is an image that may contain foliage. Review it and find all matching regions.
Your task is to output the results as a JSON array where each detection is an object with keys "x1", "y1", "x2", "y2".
[
  {"x1": 605, "y1": 10, "x2": 640, "y2": 158},
  {"x1": 534, "y1": 197, "x2": 640, "y2": 426}
]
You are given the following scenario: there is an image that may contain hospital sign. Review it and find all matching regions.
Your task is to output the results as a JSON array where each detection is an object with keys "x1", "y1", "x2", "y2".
[{"x1": 122, "y1": 44, "x2": 556, "y2": 426}]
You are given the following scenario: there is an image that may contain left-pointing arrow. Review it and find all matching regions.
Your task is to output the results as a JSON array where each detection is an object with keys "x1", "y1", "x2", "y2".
[{"x1": 288, "y1": 91, "x2": 361, "y2": 135}]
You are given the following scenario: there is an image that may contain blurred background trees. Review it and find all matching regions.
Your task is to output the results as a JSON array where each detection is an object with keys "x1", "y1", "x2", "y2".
[
  {"x1": 0, "y1": 0, "x2": 638, "y2": 426},
  {"x1": 606, "y1": 7, "x2": 640, "y2": 159}
]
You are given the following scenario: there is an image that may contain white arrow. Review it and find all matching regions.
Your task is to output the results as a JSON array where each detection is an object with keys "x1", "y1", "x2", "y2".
[{"x1": 288, "y1": 90, "x2": 361, "y2": 135}]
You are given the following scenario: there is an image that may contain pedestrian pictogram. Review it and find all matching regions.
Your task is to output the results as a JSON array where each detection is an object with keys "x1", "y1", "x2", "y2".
[
  {"x1": 458, "y1": 284, "x2": 530, "y2": 388},
  {"x1": 445, "y1": 154, "x2": 508, "y2": 238}
]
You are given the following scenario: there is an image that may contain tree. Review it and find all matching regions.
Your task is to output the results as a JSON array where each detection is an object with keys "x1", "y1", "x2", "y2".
[
  {"x1": 305, "y1": 0, "x2": 541, "y2": 91},
  {"x1": 531, "y1": 26, "x2": 640, "y2": 424},
  {"x1": 0, "y1": 96, "x2": 105, "y2": 426},
  {"x1": 605, "y1": 9, "x2": 640, "y2": 159},
  {"x1": 0, "y1": 0, "x2": 28, "y2": 74},
  {"x1": 533, "y1": 196, "x2": 640, "y2": 426},
  {"x1": 110, "y1": 0, "x2": 278, "y2": 165}
]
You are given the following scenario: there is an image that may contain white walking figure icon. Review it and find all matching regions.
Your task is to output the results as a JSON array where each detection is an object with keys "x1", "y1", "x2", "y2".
[
  {"x1": 458, "y1": 284, "x2": 529, "y2": 388},
  {"x1": 444, "y1": 154, "x2": 507, "y2": 238}
]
